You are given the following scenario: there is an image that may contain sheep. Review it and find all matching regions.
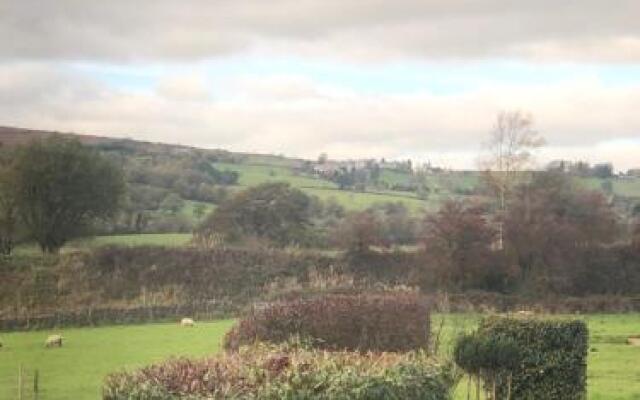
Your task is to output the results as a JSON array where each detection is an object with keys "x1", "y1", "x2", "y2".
[
  {"x1": 515, "y1": 310, "x2": 535, "y2": 317},
  {"x1": 180, "y1": 318, "x2": 195, "y2": 327},
  {"x1": 45, "y1": 334, "x2": 63, "y2": 348}
]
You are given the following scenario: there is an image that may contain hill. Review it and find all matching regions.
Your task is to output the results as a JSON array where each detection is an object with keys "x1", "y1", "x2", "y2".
[{"x1": 1, "y1": 126, "x2": 638, "y2": 236}]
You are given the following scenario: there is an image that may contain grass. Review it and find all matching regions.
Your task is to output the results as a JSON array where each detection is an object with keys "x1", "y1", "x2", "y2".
[
  {"x1": 13, "y1": 233, "x2": 194, "y2": 256},
  {"x1": 74, "y1": 233, "x2": 194, "y2": 248},
  {"x1": 434, "y1": 313, "x2": 640, "y2": 400},
  {"x1": 2, "y1": 315, "x2": 640, "y2": 399},
  {"x1": 577, "y1": 177, "x2": 640, "y2": 198},
  {"x1": 215, "y1": 162, "x2": 436, "y2": 212},
  {"x1": 0, "y1": 320, "x2": 234, "y2": 400}
]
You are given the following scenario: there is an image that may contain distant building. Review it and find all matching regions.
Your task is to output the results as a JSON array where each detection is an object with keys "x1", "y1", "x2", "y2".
[{"x1": 628, "y1": 168, "x2": 640, "y2": 177}]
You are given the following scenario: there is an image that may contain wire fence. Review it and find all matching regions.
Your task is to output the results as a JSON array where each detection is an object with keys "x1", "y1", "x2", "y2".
[{"x1": 0, "y1": 366, "x2": 42, "y2": 400}]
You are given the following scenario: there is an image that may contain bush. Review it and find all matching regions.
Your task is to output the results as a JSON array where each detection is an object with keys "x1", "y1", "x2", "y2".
[
  {"x1": 475, "y1": 316, "x2": 588, "y2": 399},
  {"x1": 103, "y1": 342, "x2": 455, "y2": 400},
  {"x1": 224, "y1": 293, "x2": 430, "y2": 352}
]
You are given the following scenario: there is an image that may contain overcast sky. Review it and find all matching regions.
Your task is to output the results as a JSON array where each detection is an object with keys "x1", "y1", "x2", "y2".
[{"x1": 1, "y1": 0, "x2": 639, "y2": 170}]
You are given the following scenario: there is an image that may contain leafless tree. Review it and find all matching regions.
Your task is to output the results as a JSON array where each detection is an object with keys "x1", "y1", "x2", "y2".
[{"x1": 480, "y1": 111, "x2": 545, "y2": 247}]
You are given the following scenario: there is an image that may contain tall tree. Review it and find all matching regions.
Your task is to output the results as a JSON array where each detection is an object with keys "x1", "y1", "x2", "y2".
[
  {"x1": 480, "y1": 111, "x2": 545, "y2": 247},
  {"x1": 14, "y1": 136, "x2": 125, "y2": 253}
]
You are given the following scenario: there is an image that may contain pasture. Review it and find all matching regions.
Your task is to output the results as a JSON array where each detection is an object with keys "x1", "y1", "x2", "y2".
[
  {"x1": 0, "y1": 320, "x2": 234, "y2": 400},
  {"x1": 1, "y1": 315, "x2": 639, "y2": 399}
]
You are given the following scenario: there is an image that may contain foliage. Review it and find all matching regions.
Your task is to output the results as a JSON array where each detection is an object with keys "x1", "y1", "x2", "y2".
[
  {"x1": 103, "y1": 341, "x2": 455, "y2": 400},
  {"x1": 504, "y1": 171, "x2": 619, "y2": 292},
  {"x1": 0, "y1": 161, "x2": 19, "y2": 254},
  {"x1": 475, "y1": 316, "x2": 588, "y2": 400},
  {"x1": 196, "y1": 182, "x2": 315, "y2": 247},
  {"x1": 224, "y1": 293, "x2": 430, "y2": 352},
  {"x1": 420, "y1": 200, "x2": 505, "y2": 291},
  {"x1": 12, "y1": 136, "x2": 125, "y2": 252},
  {"x1": 331, "y1": 210, "x2": 384, "y2": 253},
  {"x1": 454, "y1": 333, "x2": 521, "y2": 399}
]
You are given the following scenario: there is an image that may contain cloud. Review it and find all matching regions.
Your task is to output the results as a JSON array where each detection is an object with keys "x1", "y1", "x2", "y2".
[
  {"x1": 0, "y1": 64, "x2": 638, "y2": 170},
  {"x1": 2, "y1": 1, "x2": 640, "y2": 63}
]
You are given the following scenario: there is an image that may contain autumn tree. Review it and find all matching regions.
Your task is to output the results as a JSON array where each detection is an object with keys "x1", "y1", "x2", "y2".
[
  {"x1": 420, "y1": 200, "x2": 501, "y2": 291},
  {"x1": 504, "y1": 171, "x2": 618, "y2": 292},
  {"x1": 14, "y1": 136, "x2": 125, "y2": 253}
]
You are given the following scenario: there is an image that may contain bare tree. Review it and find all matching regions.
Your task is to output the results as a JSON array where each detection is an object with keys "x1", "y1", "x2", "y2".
[{"x1": 480, "y1": 111, "x2": 545, "y2": 247}]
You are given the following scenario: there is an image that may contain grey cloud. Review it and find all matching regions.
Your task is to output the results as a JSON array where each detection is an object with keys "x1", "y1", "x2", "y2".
[
  {"x1": 0, "y1": 64, "x2": 638, "y2": 171},
  {"x1": 2, "y1": 1, "x2": 640, "y2": 62}
]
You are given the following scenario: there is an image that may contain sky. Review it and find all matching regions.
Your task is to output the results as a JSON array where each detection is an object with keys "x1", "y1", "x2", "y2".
[{"x1": 1, "y1": 1, "x2": 639, "y2": 170}]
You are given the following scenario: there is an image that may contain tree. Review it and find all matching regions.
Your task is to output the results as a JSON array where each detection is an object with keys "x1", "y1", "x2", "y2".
[
  {"x1": 318, "y1": 152, "x2": 328, "y2": 164},
  {"x1": 13, "y1": 136, "x2": 125, "y2": 253},
  {"x1": 196, "y1": 182, "x2": 313, "y2": 247},
  {"x1": 480, "y1": 111, "x2": 545, "y2": 248},
  {"x1": 331, "y1": 210, "x2": 383, "y2": 253},
  {"x1": 0, "y1": 163, "x2": 18, "y2": 254},
  {"x1": 192, "y1": 203, "x2": 207, "y2": 220},
  {"x1": 420, "y1": 200, "x2": 500, "y2": 291},
  {"x1": 160, "y1": 193, "x2": 184, "y2": 214},
  {"x1": 504, "y1": 171, "x2": 618, "y2": 292}
]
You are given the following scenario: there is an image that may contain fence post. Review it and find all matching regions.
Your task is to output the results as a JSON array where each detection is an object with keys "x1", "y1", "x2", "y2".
[
  {"x1": 17, "y1": 364, "x2": 23, "y2": 400},
  {"x1": 34, "y1": 369, "x2": 39, "y2": 400}
]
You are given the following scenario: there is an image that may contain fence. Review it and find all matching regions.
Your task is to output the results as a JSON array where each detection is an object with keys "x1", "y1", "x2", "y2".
[
  {"x1": 0, "y1": 366, "x2": 41, "y2": 400},
  {"x1": 0, "y1": 301, "x2": 237, "y2": 332}
]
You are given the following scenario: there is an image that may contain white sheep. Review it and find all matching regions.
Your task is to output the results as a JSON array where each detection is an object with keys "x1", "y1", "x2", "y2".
[
  {"x1": 515, "y1": 310, "x2": 535, "y2": 317},
  {"x1": 45, "y1": 334, "x2": 63, "y2": 348},
  {"x1": 180, "y1": 318, "x2": 195, "y2": 327}
]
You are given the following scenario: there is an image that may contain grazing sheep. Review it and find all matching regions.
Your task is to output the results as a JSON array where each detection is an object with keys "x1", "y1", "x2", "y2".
[
  {"x1": 180, "y1": 318, "x2": 195, "y2": 327},
  {"x1": 45, "y1": 334, "x2": 63, "y2": 348},
  {"x1": 515, "y1": 310, "x2": 535, "y2": 317}
]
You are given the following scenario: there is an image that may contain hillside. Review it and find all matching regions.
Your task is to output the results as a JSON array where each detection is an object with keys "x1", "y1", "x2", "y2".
[{"x1": 1, "y1": 126, "x2": 638, "y2": 236}]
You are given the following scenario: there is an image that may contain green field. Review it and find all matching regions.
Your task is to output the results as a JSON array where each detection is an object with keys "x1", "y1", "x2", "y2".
[
  {"x1": 215, "y1": 162, "x2": 435, "y2": 212},
  {"x1": 2, "y1": 315, "x2": 640, "y2": 399},
  {"x1": 13, "y1": 233, "x2": 194, "y2": 256},
  {"x1": 0, "y1": 320, "x2": 234, "y2": 400}
]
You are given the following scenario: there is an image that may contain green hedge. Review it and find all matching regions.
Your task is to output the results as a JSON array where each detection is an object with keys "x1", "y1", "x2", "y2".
[
  {"x1": 224, "y1": 293, "x2": 430, "y2": 352},
  {"x1": 477, "y1": 316, "x2": 588, "y2": 399},
  {"x1": 103, "y1": 342, "x2": 455, "y2": 400}
]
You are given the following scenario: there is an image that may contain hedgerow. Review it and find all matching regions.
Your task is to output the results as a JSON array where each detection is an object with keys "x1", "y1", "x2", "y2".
[
  {"x1": 103, "y1": 341, "x2": 456, "y2": 400},
  {"x1": 473, "y1": 316, "x2": 588, "y2": 399},
  {"x1": 224, "y1": 293, "x2": 430, "y2": 352}
]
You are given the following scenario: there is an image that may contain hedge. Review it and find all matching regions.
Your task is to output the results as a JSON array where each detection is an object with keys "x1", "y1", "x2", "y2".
[
  {"x1": 103, "y1": 342, "x2": 455, "y2": 400},
  {"x1": 477, "y1": 316, "x2": 588, "y2": 399},
  {"x1": 224, "y1": 293, "x2": 430, "y2": 352}
]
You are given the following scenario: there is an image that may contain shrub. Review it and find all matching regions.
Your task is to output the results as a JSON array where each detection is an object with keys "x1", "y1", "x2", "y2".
[
  {"x1": 224, "y1": 293, "x2": 430, "y2": 352},
  {"x1": 103, "y1": 342, "x2": 455, "y2": 400},
  {"x1": 454, "y1": 333, "x2": 521, "y2": 399},
  {"x1": 474, "y1": 316, "x2": 588, "y2": 399}
]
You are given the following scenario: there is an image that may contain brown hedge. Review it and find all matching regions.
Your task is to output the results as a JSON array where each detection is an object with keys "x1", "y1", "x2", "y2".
[{"x1": 224, "y1": 292, "x2": 430, "y2": 352}]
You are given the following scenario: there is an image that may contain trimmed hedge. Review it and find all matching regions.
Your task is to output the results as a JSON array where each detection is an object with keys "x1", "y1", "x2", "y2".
[
  {"x1": 103, "y1": 342, "x2": 455, "y2": 400},
  {"x1": 476, "y1": 316, "x2": 588, "y2": 399},
  {"x1": 224, "y1": 293, "x2": 430, "y2": 352}
]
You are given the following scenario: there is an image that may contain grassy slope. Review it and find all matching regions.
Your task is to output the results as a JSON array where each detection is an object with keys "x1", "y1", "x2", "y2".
[
  {"x1": 2, "y1": 315, "x2": 640, "y2": 399},
  {"x1": 0, "y1": 320, "x2": 234, "y2": 400},
  {"x1": 215, "y1": 162, "x2": 434, "y2": 212}
]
